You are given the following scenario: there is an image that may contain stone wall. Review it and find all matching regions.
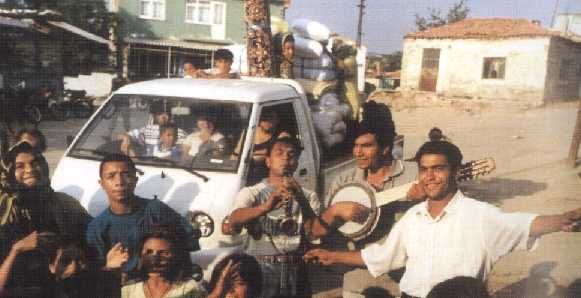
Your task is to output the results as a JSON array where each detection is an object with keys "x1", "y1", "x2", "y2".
[{"x1": 543, "y1": 37, "x2": 581, "y2": 102}]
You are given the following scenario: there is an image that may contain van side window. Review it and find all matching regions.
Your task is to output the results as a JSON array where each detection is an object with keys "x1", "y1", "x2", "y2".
[{"x1": 245, "y1": 102, "x2": 300, "y2": 186}]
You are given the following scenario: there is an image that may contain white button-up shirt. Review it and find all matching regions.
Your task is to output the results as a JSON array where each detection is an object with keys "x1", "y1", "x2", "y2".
[{"x1": 361, "y1": 191, "x2": 538, "y2": 298}]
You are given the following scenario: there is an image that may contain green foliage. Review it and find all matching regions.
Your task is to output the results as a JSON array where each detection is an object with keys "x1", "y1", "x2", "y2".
[
  {"x1": 1, "y1": 0, "x2": 109, "y2": 37},
  {"x1": 415, "y1": 0, "x2": 470, "y2": 31},
  {"x1": 54, "y1": 0, "x2": 110, "y2": 37}
]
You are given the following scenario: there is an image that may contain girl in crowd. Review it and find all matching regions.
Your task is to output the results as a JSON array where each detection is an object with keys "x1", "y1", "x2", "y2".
[
  {"x1": 207, "y1": 253, "x2": 262, "y2": 298},
  {"x1": 273, "y1": 33, "x2": 295, "y2": 79},
  {"x1": 121, "y1": 226, "x2": 206, "y2": 298}
]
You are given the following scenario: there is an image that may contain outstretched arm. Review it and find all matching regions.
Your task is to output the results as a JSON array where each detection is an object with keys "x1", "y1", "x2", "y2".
[
  {"x1": 530, "y1": 207, "x2": 581, "y2": 237},
  {"x1": 303, "y1": 249, "x2": 365, "y2": 266},
  {"x1": 306, "y1": 202, "x2": 370, "y2": 238}
]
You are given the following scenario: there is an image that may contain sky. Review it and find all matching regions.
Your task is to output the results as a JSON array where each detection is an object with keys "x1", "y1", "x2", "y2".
[{"x1": 286, "y1": 0, "x2": 581, "y2": 54}]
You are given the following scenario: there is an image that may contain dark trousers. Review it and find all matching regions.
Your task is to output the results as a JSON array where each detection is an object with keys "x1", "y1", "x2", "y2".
[{"x1": 401, "y1": 292, "x2": 421, "y2": 298}]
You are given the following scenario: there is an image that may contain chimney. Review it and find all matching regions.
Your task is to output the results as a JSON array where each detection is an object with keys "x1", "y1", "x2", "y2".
[{"x1": 532, "y1": 20, "x2": 541, "y2": 26}]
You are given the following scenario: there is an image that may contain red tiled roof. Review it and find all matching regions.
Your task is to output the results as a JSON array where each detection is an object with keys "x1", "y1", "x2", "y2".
[{"x1": 405, "y1": 18, "x2": 560, "y2": 40}]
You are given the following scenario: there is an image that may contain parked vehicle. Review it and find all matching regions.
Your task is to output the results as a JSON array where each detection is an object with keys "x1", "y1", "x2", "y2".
[
  {"x1": 50, "y1": 90, "x2": 94, "y2": 120},
  {"x1": 0, "y1": 82, "x2": 41, "y2": 134},
  {"x1": 51, "y1": 78, "x2": 362, "y2": 278}
]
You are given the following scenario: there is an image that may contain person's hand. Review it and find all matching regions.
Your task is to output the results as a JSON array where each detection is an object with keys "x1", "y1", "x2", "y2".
[
  {"x1": 329, "y1": 202, "x2": 370, "y2": 224},
  {"x1": 105, "y1": 242, "x2": 129, "y2": 270},
  {"x1": 279, "y1": 176, "x2": 304, "y2": 207},
  {"x1": 12, "y1": 231, "x2": 41, "y2": 254},
  {"x1": 261, "y1": 190, "x2": 286, "y2": 213},
  {"x1": 561, "y1": 208, "x2": 581, "y2": 232},
  {"x1": 119, "y1": 135, "x2": 131, "y2": 154},
  {"x1": 208, "y1": 260, "x2": 241, "y2": 298},
  {"x1": 304, "y1": 249, "x2": 335, "y2": 266},
  {"x1": 406, "y1": 182, "x2": 426, "y2": 201}
]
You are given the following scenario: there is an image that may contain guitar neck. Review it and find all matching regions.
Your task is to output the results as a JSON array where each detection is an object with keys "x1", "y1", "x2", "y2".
[
  {"x1": 374, "y1": 182, "x2": 415, "y2": 207},
  {"x1": 373, "y1": 158, "x2": 495, "y2": 207}
]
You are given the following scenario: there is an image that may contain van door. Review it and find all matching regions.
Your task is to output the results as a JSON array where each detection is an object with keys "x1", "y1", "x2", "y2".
[{"x1": 246, "y1": 100, "x2": 317, "y2": 191}]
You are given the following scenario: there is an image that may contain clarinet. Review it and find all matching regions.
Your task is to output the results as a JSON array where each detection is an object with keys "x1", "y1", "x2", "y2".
[{"x1": 279, "y1": 171, "x2": 299, "y2": 236}]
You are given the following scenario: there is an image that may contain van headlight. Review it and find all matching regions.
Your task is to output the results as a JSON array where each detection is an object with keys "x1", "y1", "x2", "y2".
[{"x1": 187, "y1": 211, "x2": 214, "y2": 237}]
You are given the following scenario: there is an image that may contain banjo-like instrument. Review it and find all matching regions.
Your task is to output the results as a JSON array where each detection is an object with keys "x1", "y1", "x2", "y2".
[{"x1": 328, "y1": 157, "x2": 496, "y2": 241}]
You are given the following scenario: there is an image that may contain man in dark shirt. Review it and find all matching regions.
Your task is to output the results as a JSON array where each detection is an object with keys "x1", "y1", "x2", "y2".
[{"x1": 86, "y1": 154, "x2": 198, "y2": 276}]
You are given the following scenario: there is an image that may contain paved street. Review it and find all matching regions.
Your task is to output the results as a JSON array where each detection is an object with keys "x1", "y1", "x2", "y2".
[{"x1": 18, "y1": 99, "x2": 581, "y2": 297}]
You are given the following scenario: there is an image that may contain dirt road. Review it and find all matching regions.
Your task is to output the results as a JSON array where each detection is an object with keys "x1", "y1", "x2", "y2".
[{"x1": 33, "y1": 99, "x2": 581, "y2": 297}]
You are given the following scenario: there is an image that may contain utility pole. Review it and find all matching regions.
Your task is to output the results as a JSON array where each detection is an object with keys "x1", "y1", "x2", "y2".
[
  {"x1": 356, "y1": 0, "x2": 365, "y2": 47},
  {"x1": 550, "y1": 0, "x2": 560, "y2": 28}
]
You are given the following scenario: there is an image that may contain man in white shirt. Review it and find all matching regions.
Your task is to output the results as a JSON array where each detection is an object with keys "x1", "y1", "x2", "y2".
[{"x1": 305, "y1": 141, "x2": 581, "y2": 298}]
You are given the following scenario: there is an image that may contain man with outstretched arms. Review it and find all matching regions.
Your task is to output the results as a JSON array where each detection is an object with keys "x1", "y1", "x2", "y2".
[{"x1": 306, "y1": 141, "x2": 581, "y2": 298}]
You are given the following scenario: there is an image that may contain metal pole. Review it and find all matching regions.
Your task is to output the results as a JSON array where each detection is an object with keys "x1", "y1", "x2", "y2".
[
  {"x1": 356, "y1": 0, "x2": 366, "y2": 47},
  {"x1": 568, "y1": 99, "x2": 581, "y2": 167},
  {"x1": 167, "y1": 46, "x2": 172, "y2": 78},
  {"x1": 551, "y1": 0, "x2": 560, "y2": 28}
]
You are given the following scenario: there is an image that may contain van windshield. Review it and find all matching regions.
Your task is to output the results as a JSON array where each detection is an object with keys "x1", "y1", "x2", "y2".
[{"x1": 69, "y1": 94, "x2": 252, "y2": 173}]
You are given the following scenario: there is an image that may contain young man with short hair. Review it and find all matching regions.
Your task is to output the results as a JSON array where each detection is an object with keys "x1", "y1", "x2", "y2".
[
  {"x1": 229, "y1": 137, "x2": 366, "y2": 297},
  {"x1": 201, "y1": 49, "x2": 239, "y2": 79},
  {"x1": 326, "y1": 101, "x2": 424, "y2": 297},
  {"x1": 86, "y1": 154, "x2": 198, "y2": 277},
  {"x1": 306, "y1": 141, "x2": 581, "y2": 298}
]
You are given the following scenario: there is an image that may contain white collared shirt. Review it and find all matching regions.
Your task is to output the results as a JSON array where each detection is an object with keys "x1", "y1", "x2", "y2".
[{"x1": 361, "y1": 191, "x2": 538, "y2": 298}]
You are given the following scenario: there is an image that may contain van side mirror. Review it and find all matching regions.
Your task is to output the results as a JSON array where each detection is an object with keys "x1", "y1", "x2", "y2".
[{"x1": 66, "y1": 135, "x2": 74, "y2": 147}]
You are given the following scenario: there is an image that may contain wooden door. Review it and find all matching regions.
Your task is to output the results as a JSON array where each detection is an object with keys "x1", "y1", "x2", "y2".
[{"x1": 419, "y1": 48, "x2": 440, "y2": 92}]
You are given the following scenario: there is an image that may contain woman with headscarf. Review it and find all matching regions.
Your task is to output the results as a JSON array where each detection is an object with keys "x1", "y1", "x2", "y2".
[
  {"x1": 0, "y1": 142, "x2": 91, "y2": 295},
  {"x1": 273, "y1": 33, "x2": 295, "y2": 79}
]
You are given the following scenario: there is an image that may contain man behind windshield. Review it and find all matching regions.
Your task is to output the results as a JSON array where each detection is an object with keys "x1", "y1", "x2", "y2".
[{"x1": 118, "y1": 101, "x2": 186, "y2": 157}]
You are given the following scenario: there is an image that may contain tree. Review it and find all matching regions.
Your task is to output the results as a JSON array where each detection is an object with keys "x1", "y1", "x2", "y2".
[
  {"x1": 1, "y1": 0, "x2": 109, "y2": 37},
  {"x1": 415, "y1": 0, "x2": 470, "y2": 31}
]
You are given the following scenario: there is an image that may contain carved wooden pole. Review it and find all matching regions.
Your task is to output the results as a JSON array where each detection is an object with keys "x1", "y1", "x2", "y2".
[
  {"x1": 245, "y1": 0, "x2": 273, "y2": 77},
  {"x1": 568, "y1": 99, "x2": 581, "y2": 167}
]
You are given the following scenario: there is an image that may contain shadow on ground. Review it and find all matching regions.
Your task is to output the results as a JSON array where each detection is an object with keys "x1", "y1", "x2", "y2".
[
  {"x1": 492, "y1": 261, "x2": 581, "y2": 298},
  {"x1": 461, "y1": 178, "x2": 548, "y2": 204}
]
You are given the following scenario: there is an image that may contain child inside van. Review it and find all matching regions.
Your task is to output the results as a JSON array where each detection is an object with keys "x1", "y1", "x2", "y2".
[{"x1": 154, "y1": 124, "x2": 182, "y2": 162}]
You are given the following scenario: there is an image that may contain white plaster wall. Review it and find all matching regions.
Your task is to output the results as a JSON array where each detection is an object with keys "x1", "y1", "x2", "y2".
[
  {"x1": 64, "y1": 72, "x2": 116, "y2": 97},
  {"x1": 401, "y1": 38, "x2": 552, "y2": 103}
]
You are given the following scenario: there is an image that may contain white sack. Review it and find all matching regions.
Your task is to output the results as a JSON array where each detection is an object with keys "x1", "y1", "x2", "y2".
[
  {"x1": 319, "y1": 93, "x2": 340, "y2": 110},
  {"x1": 293, "y1": 66, "x2": 336, "y2": 81},
  {"x1": 291, "y1": 19, "x2": 331, "y2": 41},
  {"x1": 332, "y1": 121, "x2": 347, "y2": 134},
  {"x1": 294, "y1": 35, "x2": 324, "y2": 58}
]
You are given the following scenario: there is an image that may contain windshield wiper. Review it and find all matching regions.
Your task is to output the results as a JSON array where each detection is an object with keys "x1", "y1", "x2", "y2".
[
  {"x1": 133, "y1": 156, "x2": 210, "y2": 182},
  {"x1": 69, "y1": 148, "x2": 110, "y2": 157}
]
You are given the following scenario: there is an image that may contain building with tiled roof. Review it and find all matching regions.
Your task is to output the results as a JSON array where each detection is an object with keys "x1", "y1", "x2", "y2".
[{"x1": 400, "y1": 18, "x2": 581, "y2": 104}]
